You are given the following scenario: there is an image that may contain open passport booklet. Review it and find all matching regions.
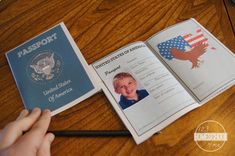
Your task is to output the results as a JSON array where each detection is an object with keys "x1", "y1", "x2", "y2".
[{"x1": 6, "y1": 18, "x2": 235, "y2": 144}]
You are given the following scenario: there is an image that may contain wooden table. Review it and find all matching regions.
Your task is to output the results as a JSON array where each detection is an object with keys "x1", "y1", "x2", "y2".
[{"x1": 0, "y1": 0, "x2": 235, "y2": 155}]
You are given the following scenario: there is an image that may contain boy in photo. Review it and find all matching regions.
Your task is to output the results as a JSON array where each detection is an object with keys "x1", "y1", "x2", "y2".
[{"x1": 113, "y1": 72, "x2": 149, "y2": 110}]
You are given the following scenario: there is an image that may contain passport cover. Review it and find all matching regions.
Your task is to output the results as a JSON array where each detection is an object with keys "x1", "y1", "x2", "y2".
[{"x1": 6, "y1": 23, "x2": 96, "y2": 114}]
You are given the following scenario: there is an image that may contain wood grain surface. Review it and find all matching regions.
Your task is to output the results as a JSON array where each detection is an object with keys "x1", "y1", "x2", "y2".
[
  {"x1": 224, "y1": 0, "x2": 235, "y2": 33},
  {"x1": 0, "y1": 0, "x2": 234, "y2": 155}
]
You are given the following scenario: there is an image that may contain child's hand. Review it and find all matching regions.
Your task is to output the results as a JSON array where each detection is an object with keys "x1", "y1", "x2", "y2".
[{"x1": 0, "y1": 108, "x2": 54, "y2": 156}]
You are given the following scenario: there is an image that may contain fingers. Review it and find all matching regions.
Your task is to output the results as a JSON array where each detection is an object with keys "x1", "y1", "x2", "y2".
[
  {"x1": 25, "y1": 109, "x2": 51, "y2": 148},
  {"x1": 0, "y1": 108, "x2": 41, "y2": 150},
  {"x1": 0, "y1": 109, "x2": 53, "y2": 156},
  {"x1": 31, "y1": 109, "x2": 51, "y2": 136},
  {"x1": 17, "y1": 108, "x2": 41, "y2": 132},
  {"x1": 16, "y1": 109, "x2": 29, "y2": 121},
  {"x1": 37, "y1": 133, "x2": 55, "y2": 156}
]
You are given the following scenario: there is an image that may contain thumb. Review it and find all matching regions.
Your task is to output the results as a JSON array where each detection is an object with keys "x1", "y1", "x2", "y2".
[{"x1": 37, "y1": 133, "x2": 55, "y2": 156}]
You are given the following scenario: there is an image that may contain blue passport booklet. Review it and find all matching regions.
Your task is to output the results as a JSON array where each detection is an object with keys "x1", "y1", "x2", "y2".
[
  {"x1": 6, "y1": 19, "x2": 235, "y2": 144},
  {"x1": 6, "y1": 23, "x2": 99, "y2": 116}
]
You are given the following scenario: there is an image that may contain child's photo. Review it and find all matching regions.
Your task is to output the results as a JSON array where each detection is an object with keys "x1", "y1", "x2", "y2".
[{"x1": 113, "y1": 72, "x2": 149, "y2": 110}]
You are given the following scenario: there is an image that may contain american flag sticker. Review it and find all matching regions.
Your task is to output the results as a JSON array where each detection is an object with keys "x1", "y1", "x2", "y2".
[
  {"x1": 184, "y1": 29, "x2": 208, "y2": 47},
  {"x1": 157, "y1": 36, "x2": 191, "y2": 60},
  {"x1": 157, "y1": 28, "x2": 216, "y2": 61}
]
